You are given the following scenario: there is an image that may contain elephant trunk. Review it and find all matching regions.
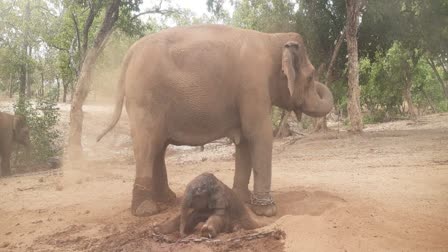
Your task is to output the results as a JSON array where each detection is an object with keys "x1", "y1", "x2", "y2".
[
  {"x1": 293, "y1": 109, "x2": 302, "y2": 122},
  {"x1": 301, "y1": 82, "x2": 334, "y2": 118}
]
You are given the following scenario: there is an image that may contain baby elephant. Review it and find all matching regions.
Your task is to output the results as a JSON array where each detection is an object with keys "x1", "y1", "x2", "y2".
[
  {"x1": 155, "y1": 172, "x2": 260, "y2": 238},
  {"x1": 0, "y1": 111, "x2": 30, "y2": 176}
]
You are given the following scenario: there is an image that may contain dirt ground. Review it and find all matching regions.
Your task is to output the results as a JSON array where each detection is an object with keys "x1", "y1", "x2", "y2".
[{"x1": 0, "y1": 103, "x2": 447, "y2": 252}]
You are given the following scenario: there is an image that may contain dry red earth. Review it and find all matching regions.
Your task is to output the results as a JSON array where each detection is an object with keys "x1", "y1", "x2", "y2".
[{"x1": 0, "y1": 103, "x2": 447, "y2": 251}]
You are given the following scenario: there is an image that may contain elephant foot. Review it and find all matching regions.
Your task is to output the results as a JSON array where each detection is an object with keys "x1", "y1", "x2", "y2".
[
  {"x1": 249, "y1": 193, "x2": 277, "y2": 217},
  {"x1": 153, "y1": 187, "x2": 176, "y2": 203},
  {"x1": 132, "y1": 183, "x2": 167, "y2": 217},
  {"x1": 132, "y1": 199, "x2": 161, "y2": 216},
  {"x1": 232, "y1": 187, "x2": 251, "y2": 203}
]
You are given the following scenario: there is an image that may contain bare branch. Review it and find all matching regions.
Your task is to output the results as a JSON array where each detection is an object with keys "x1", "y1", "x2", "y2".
[
  {"x1": 130, "y1": 0, "x2": 179, "y2": 21},
  {"x1": 130, "y1": 8, "x2": 179, "y2": 21},
  {"x1": 81, "y1": 0, "x2": 96, "y2": 58},
  {"x1": 93, "y1": 0, "x2": 120, "y2": 50},
  {"x1": 0, "y1": 1, "x2": 15, "y2": 17},
  {"x1": 46, "y1": 42, "x2": 69, "y2": 52},
  {"x1": 325, "y1": 25, "x2": 346, "y2": 86},
  {"x1": 70, "y1": 10, "x2": 82, "y2": 76},
  {"x1": 68, "y1": 36, "x2": 79, "y2": 77},
  {"x1": 427, "y1": 58, "x2": 448, "y2": 97},
  {"x1": 70, "y1": 11, "x2": 81, "y2": 54}
]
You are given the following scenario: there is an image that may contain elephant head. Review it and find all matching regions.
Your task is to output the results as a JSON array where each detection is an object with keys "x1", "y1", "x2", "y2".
[
  {"x1": 281, "y1": 41, "x2": 334, "y2": 119},
  {"x1": 13, "y1": 115, "x2": 31, "y2": 147}
]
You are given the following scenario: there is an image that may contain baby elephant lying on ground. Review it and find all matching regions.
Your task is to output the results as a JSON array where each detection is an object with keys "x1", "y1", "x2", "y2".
[{"x1": 155, "y1": 172, "x2": 260, "y2": 238}]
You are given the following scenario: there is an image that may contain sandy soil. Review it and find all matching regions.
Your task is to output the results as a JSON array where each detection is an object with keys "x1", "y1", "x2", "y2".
[{"x1": 0, "y1": 102, "x2": 447, "y2": 252}]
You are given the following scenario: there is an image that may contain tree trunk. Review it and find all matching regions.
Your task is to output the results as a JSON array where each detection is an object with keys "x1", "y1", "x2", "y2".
[
  {"x1": 68, "y1": 0, "x2": 121, "y2": 159},
  {"x1": 19, "y1": 65, "x2": 26, "y2": 97},
  {"x1": 421, "y1": 88, "x2": 437, "y2": 113},
  {"x1": 19, "y1": 0, "x2": 30, "y2": 99},
  {"x1": 56, "y1": 77, "x2": 60, "y2": 102},
  {"x1": 403, "y1": 68, "x2": 418, "y2": 119},
  {"x1": 9, "y1": 73, "x2": 13, "y2": 98},
  {"x1": 275, "y1": 111, "x2": 291, "y2": 138},
  {"x1": 325, "y1": 27, "x2": 346, "y2": 86},
  {"x1": 427, "y1": 58, "x2": 448, "y2": 98},
  {"x1": 69, "y1": 49, "x2": 99, "y2": 158},
  {"x1": 26, "y1": 47, "x2": 32, "y2": 98},
  {"x1": 70, "y1": 82, "x2": 74, "y2": 102},
  {"x1": 63, "y1": 81, "x2": 68, "y2": 103},
  {"x1": 345, "y1": 0, "x2": 363, "y2": 132},
  {"x1": 40, "y1": 72, "x2": 44, "y2": 97},
  {"x1": 403, "y1": 81, "x2": 417, "y2": 119}
]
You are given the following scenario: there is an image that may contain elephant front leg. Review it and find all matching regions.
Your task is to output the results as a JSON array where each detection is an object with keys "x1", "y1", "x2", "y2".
[
  {"x1": 244, "y1": 117, "x2": 277, "y2": 217},
  {"x1": 152, "y1": 145, "x2": 176, "y2": 203},
  {"x1": 233, "y1": 138, "x2": 252, "y2": 203}
]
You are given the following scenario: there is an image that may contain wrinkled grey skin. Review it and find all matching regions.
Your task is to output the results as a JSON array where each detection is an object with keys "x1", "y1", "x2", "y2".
[
  {"x1": 0, "y1": 111, "x2": 31, "y2": 176},
  {"x1": 155, "y1": 173, "x2": 260, "y2": 238},
  {"x1": 97, "y1": 24, "x2": 334, "y2": 217}
]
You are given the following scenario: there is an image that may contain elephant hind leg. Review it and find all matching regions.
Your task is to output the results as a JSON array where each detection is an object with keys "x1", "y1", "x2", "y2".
[
  {"x1": 128, "y1": 107, "x2": 167, "y2": 216},
  {"x1": 232, "y1": 138, "x2": 252, "y2": 203}
]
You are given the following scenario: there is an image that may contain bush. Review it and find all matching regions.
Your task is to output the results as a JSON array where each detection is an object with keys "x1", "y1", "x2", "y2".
[
  {"x1": 359, "y1": 41, "x2": 448, "y2": 121},
  {"x1": 271, "y1": 106, "x2": 283, "y2": 128},
  {"x1": 13, "y1": 94, "x2": 63, "y2": 166}
]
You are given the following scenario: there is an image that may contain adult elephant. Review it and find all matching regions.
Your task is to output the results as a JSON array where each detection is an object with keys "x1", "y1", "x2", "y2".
[
  {"x1": 0, "y1": 111, "x2": 31, "y2": 176},
  {"x1": 97, "y1": 24, "x2": 333, "y2": 217}
]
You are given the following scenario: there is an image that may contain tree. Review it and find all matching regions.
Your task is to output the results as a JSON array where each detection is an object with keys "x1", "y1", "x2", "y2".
[
  {"x1": 0, "y1": 0, "x2": 58, "y2": 99},
  {"x1": 232, "y1": 0, "x2": 296, "y2": 32},
  {"x1": 359, "y1": 0, "x2": 448, "y2": 119},
  {"x1": 67, "y1": 0, "x2": 179, "y2": 158},
  {"x1": 68, "y1": 0, "x2": 122, "y2": 158},
  {"x1": 292, "y1": 0, "x2": 347, "y2": 131},
  {"x1": 345, "y1": 0, "x2": 364, "y2": 131}
]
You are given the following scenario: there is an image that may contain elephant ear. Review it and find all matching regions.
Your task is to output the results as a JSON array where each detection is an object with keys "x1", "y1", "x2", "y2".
[{"x1": 282, "y1": 41, "x2": 299, "y2": 97}]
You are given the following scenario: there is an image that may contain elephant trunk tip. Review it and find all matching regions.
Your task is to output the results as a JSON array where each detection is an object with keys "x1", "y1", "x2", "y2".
[{"x1": 301, "y1": 82, "x2": 334, "y2": 118}]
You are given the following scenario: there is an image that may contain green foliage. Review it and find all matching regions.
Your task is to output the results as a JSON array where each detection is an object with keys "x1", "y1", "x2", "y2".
[
  {"x1": 301, "y1": 116, "x2": 312, "y2": 130},
  {"x1": 13, "y1": 95, "x2": 63, "y2": 164},
  {"x1": 360, "y1": 42, "x2": 448, "y2": 123},
  {"x1": 271, "y1": 106, "x2": 283, "y2": 128},
  {"x1": 295, "y1": 0, "x2": 346, "y2": 68},
  {"x1": 232, "y1": 0, "x2": 296, "y2": 32},
  {"x1": 359, "y1": 44, "x2": 405, "y2": 119},
  {"x1": 330, "y1": 78, "x2": 349, "y2": 116}
]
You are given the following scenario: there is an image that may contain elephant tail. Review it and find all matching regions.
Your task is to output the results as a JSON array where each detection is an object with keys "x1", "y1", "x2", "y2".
[{"x1": 96, "y1": 52, "x2": 133, "y2": 142}]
